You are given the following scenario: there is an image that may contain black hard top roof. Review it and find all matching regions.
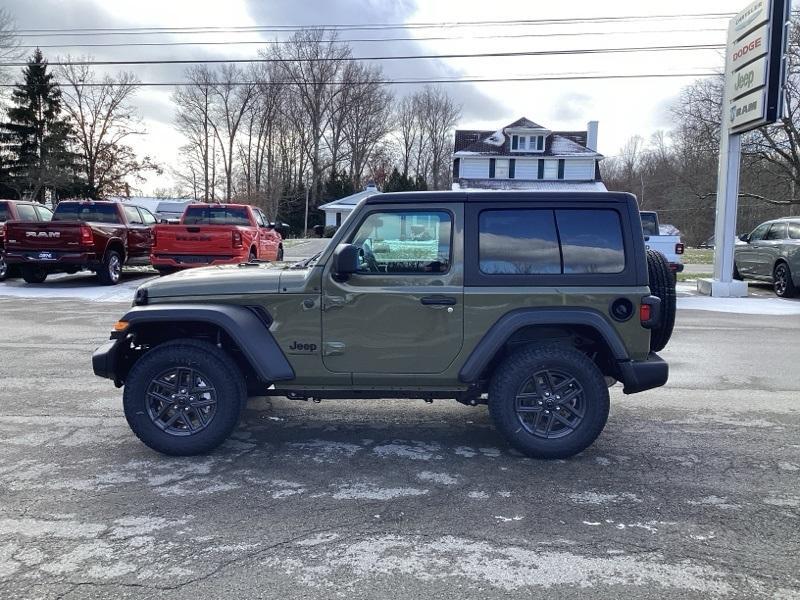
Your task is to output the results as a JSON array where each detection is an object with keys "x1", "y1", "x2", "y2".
[{"x1": 366, "y1": 190, "x2": 636, "y2": 205}]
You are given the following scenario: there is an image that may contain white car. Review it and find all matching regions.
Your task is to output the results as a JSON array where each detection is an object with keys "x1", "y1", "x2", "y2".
[{"x1": 640, "y1": 211, "x2": 684, "y2": 280}]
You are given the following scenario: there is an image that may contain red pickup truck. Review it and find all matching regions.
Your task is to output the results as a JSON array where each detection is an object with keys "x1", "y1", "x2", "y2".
[
  {"x1": 1, "y1": 199, "x2": 54, "y2": 281},
  {"x1": 150, "y1": 203, "x2": 283, "y2": 274},
  {"x1": 4, "y1": 200, "x2": 156, "y2": 285}
]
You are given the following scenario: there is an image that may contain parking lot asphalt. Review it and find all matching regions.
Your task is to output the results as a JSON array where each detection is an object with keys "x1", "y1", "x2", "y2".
[{"x1": 0, "y1": 297, "x2": 798, "y2": 599}]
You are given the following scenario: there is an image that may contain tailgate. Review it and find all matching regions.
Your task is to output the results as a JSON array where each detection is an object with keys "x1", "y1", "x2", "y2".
[
  {"x1": 154, "y1": 225, "x2": 238, "y2": 254},
  {"x1": 645, "y1": 236, "x2": 681, "y2": 263},
  {"x1": 4, "y1": 221, "x2": 83, "y2": 250}
]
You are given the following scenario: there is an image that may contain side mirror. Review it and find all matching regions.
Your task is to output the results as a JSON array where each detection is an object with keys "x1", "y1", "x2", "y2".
[
  {"x1": 739, "y1": 233, "x2": 750, "y2": 243},
  {"x1": 159, "y1": 218, "x2": 169, "y2": 224},
  {"x1": 332, "y1": 243, "x2": 359, "y2": 281}
]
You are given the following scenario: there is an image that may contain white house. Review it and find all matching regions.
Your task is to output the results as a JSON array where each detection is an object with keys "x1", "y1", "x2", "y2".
[
  {"x1": 318, "y1": 183, "x2": 381, "y2": 227},
  {"x1": 452, "y1": 117, "x2": 606, "y2": 191}
]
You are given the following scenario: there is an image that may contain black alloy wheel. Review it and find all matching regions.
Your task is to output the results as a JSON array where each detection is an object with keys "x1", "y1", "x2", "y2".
[
  {"x1": 145, "y1": 366, "x2": 218, "y2": 436},
  {"x1": 514, "y1": 369, "x2": 585, "y2": 439},
  {"x1": 774, "y1": 263, "x2": 797, "y2": 298}
]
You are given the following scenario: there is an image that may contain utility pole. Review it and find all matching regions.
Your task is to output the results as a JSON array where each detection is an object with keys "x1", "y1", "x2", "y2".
[{"x1": 303, "y1": 184, "x2": 309, "y2": 238}]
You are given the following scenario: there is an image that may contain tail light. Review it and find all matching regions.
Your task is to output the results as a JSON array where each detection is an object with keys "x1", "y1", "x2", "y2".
[
  {"x1": 231, "y1": 231, "x2": 243, "y2": 248},
  {"x1": 80, "y1": 225, "x2": 93, "y2": 247},
  {"x1": 675, "y1": 243, "x2": 684, "y2": 255},
  {"x1": 640, "y1": 303, "x2": 652, "y2": 322}
]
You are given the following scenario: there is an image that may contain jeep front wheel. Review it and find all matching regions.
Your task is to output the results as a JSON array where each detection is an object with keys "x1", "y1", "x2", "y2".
[
  {"x1": 123, "y1": 339, "x2": 246, "y2": 456},
  {"x1": 489, "y1": 345, "x2": 609, "y2": 459}
]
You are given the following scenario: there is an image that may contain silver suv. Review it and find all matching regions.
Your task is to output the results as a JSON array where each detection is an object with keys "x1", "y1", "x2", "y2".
[{"x1": 735, "y1": 218, "x2": 800, "y2": 297}]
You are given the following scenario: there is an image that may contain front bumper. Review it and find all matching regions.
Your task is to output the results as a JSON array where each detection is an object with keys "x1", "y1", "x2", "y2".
[
  {"x1": 92, "y1": 339, "x2": 120, "y2": 382},
  {"x1": 618, "y1": 352, "x2": 668, "y2": 394}
]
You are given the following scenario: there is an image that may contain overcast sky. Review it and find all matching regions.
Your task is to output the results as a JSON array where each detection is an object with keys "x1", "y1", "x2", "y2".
[{"x1": 2, "y1": 0, "x2": 736, "y2": 194}]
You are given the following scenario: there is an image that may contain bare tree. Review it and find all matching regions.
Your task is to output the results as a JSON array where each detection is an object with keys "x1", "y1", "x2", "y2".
[
  {"x1": 342, "y1": 64, "x2": 392, "y2": 187},
  {"x1": 59, "y1": 60, "x2": 158, "y2": 197},
  {"x1": 209, "y1": 64, "x2": 256, "y2": 201},
  {"x1": 265, "y1": 28, "x2": 350, "y2": 205},
  {"x1": 173, "y1": 66, "x2": 216, "y2": 201},
  {"x1": 0, "y1": 9, "x2": 23, "y2": 84},
  {"x1": 394, "y1": 94, "x2": 419, "y2": 177},
  {"x1": 416, "y1": 86, "x2": 461, "y2": 190}
]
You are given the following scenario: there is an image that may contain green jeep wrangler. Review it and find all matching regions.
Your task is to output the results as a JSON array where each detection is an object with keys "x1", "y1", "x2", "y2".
[{"x1": 93, "y1": 191, "x2": 674, "y2": 459}]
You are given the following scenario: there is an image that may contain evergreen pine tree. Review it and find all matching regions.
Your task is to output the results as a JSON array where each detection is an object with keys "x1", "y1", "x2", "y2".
[{"x1": 0, "y1": 49, "x2": 79, "y2": 201}]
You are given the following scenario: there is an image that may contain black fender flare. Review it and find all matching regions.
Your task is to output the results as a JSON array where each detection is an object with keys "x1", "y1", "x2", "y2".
[
  {"x1": 458, "y1": 308, "x2": 629, "y2": 383},
  {"x1": 98, "y1": 303, "x2": 294, "y2": 383}
]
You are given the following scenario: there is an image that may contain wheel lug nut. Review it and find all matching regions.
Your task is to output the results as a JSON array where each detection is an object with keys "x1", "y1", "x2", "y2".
[{"x1": 544, "y1": 410, "x2": 550, "y2": 414}]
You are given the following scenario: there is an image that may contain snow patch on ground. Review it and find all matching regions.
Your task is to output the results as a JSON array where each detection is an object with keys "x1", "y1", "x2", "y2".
[
  {"x1": 677, "y1": 295, "x2": 800, "y2": 315},
  {"x1": 286, "y1": 439, "x2": 363, "y2": 463},
  {"x1": 265, "y1": 534, "x2": 735, "y2": 594},
  {"x1": 687, "y1": 496, "x2": 740, "y2": 510},
  {"x1": 416, "y1": 471, "x2": 458, "y2": 485},
  {"x1": 331, "y1": 482, "x2": 429, "y2": 500},
  {"x1": 372, "y1": 441, "x2": 442, "y2": 461},
  {"x1": 568, "y1": 492, "x2": 642, "y2": 505}
]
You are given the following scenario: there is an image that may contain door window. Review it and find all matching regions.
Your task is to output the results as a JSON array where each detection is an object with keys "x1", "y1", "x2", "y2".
[
  {"x1": 556, "y1": 210, "x2": 625, "y2": 274},
  {"x1": 34, "y1": 205, "x2": 53, "y2": 221},
  {"x1": 749, "y1": 223, "x2": 770, "y2": 241},
  {"x1": 789, "y1": 222, "x2": 800, "y2": 239},
  {"x1": 140, "y1": 208, "x2": 157, "y2": 225},
  {"x1": 765, "y1": 222, "x2": 788, "y2": 240},
  {"x1": 350, "y1": 210, "x2": 452, "y2": 274},
  {"x1": 253, "y1": 209, "x2": 267, "y2": 228},
  {"x1": 124, "y1": 206, "x2": 143, "y2": 224}
]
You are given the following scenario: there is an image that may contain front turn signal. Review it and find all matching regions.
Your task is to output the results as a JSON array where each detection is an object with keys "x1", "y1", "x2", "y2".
[{"x1": 113, "y1": 320, "x2": 129, "y2": 332}]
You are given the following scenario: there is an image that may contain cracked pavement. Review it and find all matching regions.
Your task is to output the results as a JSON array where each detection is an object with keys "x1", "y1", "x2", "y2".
[{"x1": 0, "y1": 297, "x2": 798, "y2": 599}]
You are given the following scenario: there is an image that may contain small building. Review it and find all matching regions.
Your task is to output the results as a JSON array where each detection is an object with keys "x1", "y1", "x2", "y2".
[
  {"x1": 318, "y1": 183, "x2": 381, "y2": 227},
  {"x1": 452, "y1": 118, "x2": 605, "y2": 191}
]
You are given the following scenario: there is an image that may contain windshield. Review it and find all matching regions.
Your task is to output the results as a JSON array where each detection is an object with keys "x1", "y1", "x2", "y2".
[
  {"x1": 183, "y1": 206, "x2": 250, "y2": 225},
  {"x1": 52, "y1": 203, "x2": 121, "y2": 224}
]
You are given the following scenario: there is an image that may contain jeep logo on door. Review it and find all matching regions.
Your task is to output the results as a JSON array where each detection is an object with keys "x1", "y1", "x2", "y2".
[
  {"x1": 288, "y1": 341, "x2": 317, "y2": 353},
  {"x1": 26, "y1": 231, "x2": 60, "y2": 238}
]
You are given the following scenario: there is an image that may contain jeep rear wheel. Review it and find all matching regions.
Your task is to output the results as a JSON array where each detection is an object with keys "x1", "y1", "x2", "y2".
[
  {"x1": 489, "y1": 345, "x2": 609, "y2": 459},
  {"x1": 646, "y1": 249, "x2": 676, "y2": 352},
  {"x1": 21, "y1": 266, "x2": 48, "y2": 284},
  {"x1": 123, "y1": 339, "x2": 246, "y2": 456}
]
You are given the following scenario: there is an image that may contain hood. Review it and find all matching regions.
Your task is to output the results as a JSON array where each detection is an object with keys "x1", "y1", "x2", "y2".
[{"x1": 139, "y1": 263, "x2": 285, "y2": 299}]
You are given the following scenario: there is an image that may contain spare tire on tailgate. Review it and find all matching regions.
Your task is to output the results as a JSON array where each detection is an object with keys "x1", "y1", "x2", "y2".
[{"x1": 646, "y1": 249, "x2": 676, "y2": 352}]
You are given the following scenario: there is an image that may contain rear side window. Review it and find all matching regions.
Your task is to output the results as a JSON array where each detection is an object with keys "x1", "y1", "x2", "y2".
[
  {"x1": 789, "y1": 222, "x2": 800, "y2": 239},
  {"x1": 640, "y1": 212, "x2": 659, "y2": 237},
  {"x1": 765, "y1": 222, "x2": 788, "y2": 240},
  {"x1": 479, "y1": 210, "x2": 560, "y2": 274},
  {"x1": 556, "y1": 210, "x2": 625, "y2": 274},
  {"x1": 16, "y1": 204, "x2": 37, "y2": 221},
  {"x1": 183, "y1": 206, "x2": 251, "y2": 226},
  {"x1": 0, "y1": 202, "x2": 9, "y2": 222},
  {"x1": 53, "y1": 203, "x2": 121, "y2": 223},
  {"x1": 478, "y1": 208, "x2": 625, "y2": 275}
]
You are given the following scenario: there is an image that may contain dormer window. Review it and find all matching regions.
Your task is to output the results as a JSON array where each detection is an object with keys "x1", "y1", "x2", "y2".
[{"x1": 511, "y1": 134, "x2": 545, "y2": 153}]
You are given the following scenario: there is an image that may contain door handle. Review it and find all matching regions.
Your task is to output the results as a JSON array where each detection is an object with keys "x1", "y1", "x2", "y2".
[{"x1": 420, "y1": 295, "x2": 457, "y2": 306}]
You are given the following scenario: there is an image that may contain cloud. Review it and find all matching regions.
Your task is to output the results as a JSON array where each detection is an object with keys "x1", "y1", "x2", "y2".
[{"x1": 551, "y1": 92, "x2": 592, "y2": 121}]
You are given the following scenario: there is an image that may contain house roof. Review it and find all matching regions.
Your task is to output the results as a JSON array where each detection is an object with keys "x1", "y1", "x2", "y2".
[
  {"x1": 318, "y1": 185, "x2": 381, "y2": 212},
  {"x1": 453, "y1": 180, "x2": 608, "y2": 192},
  {"x1": 453, "y1": 118, "x2": 598, "y2": 158},
  {"x1": 504, "y1": 117, "x2": 545, "y2": 129}
]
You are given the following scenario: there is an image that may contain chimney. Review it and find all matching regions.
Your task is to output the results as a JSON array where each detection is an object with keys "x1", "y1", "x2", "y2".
[{"x1": 586, "y1": 121, "x2": 599, "y2": 152}]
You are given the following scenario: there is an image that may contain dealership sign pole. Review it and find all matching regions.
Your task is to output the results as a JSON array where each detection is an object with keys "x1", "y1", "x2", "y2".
[{"x1": 700, "y1": 0, "x2": 791, "y2": 297}]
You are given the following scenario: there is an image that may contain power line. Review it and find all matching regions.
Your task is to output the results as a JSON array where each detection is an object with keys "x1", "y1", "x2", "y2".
[
  {"x1": 0, "y1": 72, "x2": 720, "y2": 88},
  {"x1": 11, "y1": 13, "x2": 737, "y2": 37},
  {"x1": 14, "y1": 27, "x2": 729, "y2": 50},
  {"x1": 0, "y1": 44, "x2": 725, "y2": 67}
]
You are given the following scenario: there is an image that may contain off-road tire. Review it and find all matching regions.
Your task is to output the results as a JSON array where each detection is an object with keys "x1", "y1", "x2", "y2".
[
  {"x1": 774, "y1": 262, "x2": 797, "y2": 298},
  {"x1": 646, "y1": 249, "x2": 676, "y2": 352},
  {"x1": 123, "y1": 339, "x2": 246, "y2": 456},
  {"x1": 96, "y1": 250, "x2": 122, "y2": 286},
  {"x1": 21, "y1": 266, "x2": 48, "y2": 284},
  {"x1": 489, "y1": 344, "x2": 609, "y2": 459}
]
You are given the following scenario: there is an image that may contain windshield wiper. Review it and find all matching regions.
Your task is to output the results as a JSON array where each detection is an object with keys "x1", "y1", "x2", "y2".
[{"x1": 291, "y1": 251, "x2": 322, "y2": 269}]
